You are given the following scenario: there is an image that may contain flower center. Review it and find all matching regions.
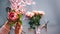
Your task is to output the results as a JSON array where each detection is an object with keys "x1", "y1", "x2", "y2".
[{"x1": 10, "y1": 14, "x2": 14, "y2": 17}]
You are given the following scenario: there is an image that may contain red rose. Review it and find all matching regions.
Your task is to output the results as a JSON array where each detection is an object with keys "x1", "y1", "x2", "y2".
[{"x1": 8, "y1": 12, "x2": 18, "y2": 22}]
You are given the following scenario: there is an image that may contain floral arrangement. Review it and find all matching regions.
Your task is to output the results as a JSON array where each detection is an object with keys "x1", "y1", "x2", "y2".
[
  {"x1": 5, "y1": 0, "x2": 47, "y2": 34},
  {"x1": 7, "y1": 9, "x2": 23, "y2": 26},
  {"x1": 25, "y1": 11, "x2": 45, "y2": 29},
  {"x1": 8, "y1": 0, "x2": 36, "y2": 26},
  {"x1": 6, "y1": 0, "x2": 36, "y2": 34}
]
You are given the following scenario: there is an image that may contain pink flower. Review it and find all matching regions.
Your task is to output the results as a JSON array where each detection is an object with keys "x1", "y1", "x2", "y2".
[
  {"x1": 8, "y1": 12, "x2": 18, "y2": 22},
  {"x1": 15, "y1": 11, "x2": 25, "y2": 15},
  {"x1": 15, "y1": 11, "x2": 20, "y2": 14},
  {"x1": 38, "y1": 11, "x2": 45, "y2": 16},
  {"x1": 32, "y1": 10, "x2": 45, "y2": 16},
  {"x1": 30, "y1": 12, "x2": 35, "y2": 17},
  {"x1": 25, "y1": 12, "x2": 34, "y2": 18},
  {"x1": 32, "y1": 10, "x2": 39, "y2": 15}
]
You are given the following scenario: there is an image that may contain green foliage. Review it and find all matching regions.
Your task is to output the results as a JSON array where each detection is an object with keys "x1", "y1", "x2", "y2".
[
  {"x1": 18, "y1": 14, "x2": 23, "y2": 25},
  {"x1": 29, "y1": 14, "x2": 41, "y2": 29},
  {"x1": 12, "y1": 10, "x2": 15, "y2": 12},
  {"x1": 9, "y1": 22, "x2": 15, "y2": 27}
]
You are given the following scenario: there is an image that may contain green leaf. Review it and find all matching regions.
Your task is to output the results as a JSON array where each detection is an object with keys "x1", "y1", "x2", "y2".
[
  {"x1": 9, "y1": 22, "x2": 15, "y2": 27},
  {"x1": 18, "y1": 14, "x2": 23, "y2": 25},
  {"x1": 9, "y1": 23, "x2": 15, "y2": 27},
  {"x1": 19, "y1": 20, "x2": 22, "y2": 25},
  {"x1": 18, "y1": 14, "x2": 22, "y2": 19},
  {"x1": 12, "y1": 10, "x2": 15, "y2": 12},
  {"x1": 6, "y1": 7, "x2": 11, "y2": 12}
]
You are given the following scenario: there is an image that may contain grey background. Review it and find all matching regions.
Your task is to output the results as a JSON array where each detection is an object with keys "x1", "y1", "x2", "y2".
[{"x1": 0, "y1": 0, "x2": 60, "y2": 34}]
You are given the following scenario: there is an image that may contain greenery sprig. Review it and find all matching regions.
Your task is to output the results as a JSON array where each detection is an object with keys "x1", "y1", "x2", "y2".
[
  {"x1": 26, "y1": 11, "x2": 45, "y2": 29},
  {"x1": 29, "y1": 14, "x2": 41, "y2": 29}
]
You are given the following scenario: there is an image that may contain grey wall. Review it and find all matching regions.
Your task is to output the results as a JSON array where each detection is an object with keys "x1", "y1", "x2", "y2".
[{"x1": 0, "y1": 0, "x2": 60, "y2": 34}]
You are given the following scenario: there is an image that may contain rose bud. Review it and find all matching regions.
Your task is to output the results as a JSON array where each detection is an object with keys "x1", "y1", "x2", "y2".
[{"x1": 8, "y1": 12, "x2": 18, "y2": 22}]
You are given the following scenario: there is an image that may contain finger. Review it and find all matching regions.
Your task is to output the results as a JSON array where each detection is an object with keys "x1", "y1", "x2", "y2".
[{"x1": 15, "y1": 22, "x2": 22, "y2": 34}]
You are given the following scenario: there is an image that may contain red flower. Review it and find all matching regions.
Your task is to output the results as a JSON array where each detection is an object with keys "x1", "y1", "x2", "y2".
[{"x1": 8, "y1": 12, "x2": 18, "y2": 22}]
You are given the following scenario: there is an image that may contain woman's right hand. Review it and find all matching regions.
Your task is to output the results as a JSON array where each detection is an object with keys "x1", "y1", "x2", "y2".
[{"x1": 15, "y1": 22, "x2": 22, "y2": 34}]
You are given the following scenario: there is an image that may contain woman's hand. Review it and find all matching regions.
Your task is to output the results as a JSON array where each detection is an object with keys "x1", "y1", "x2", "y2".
[
  {"x1": 0, "y1": 21, "x2": 12, "y2": 34},
  {"x1": 15, "y1": 22, "x2": 22, "y2": 34}
]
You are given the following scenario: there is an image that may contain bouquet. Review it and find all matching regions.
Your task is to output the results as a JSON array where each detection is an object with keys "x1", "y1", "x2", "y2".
[
  {"x1": 7, "y1": 0, "x2": 36, "y2": 34},
  {"x1": 7, "y1": 10, "x2": 23, "y2": 26},
  {"x1": 6, "y1": 8, "x2": 23, "y2": 34},
  {"x1": 25, "y1": 11, "x2": 45, "y2": 29}
]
